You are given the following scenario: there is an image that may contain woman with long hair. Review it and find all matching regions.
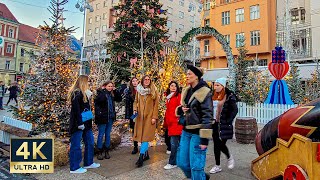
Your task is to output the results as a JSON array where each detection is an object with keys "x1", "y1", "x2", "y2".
[
  {"x1": 124, "y1": 77, "x2": 139, "y2": 154},
  {"x1": 163, "y1": 81, "x2": 183, "y2": 170},
  {"x1": 133, "y1": 75, "x2": 159, "y2": 167},
  {"x1": 94, "y1": 81, "x2": 122, "y2": 160},
  {"x1": 68, "y1": 75, "x2": 100, "y2": 174},
  {"x1": 176, "y1": 65, "x2": 213, "y2": 180},
  {"x1": 209, "y1": 78, "x2": 238, "y2": 174}
]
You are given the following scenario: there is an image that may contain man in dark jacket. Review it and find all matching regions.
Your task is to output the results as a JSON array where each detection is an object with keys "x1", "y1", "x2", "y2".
[
  {"x1": 0, "y1": 81, "x2": 5, "y2": 110},
  {"x1": 6, "y1": 82, "x2": 19, "y2": 106}
]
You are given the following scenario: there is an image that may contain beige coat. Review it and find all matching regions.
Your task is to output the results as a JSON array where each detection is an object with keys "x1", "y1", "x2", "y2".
[{"x1": 133, "y1": 90, "x2": 159, "y2": 142}]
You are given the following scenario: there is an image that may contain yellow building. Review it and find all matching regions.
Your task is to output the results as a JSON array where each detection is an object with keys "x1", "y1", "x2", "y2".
[{"x1": 198, "y1": 0, "x2": 277, "y2": 69}]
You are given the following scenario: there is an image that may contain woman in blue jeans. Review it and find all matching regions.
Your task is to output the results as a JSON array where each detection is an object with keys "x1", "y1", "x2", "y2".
[
  {"x1": 94, "y1": 81, "x2": 122, "y2": 160},
  {"x1": 68, "y1": 75, "x2": 100, "y2": 174},
  {"x1": 176, "y1": 65, "x2": 213, "y2": 180}
]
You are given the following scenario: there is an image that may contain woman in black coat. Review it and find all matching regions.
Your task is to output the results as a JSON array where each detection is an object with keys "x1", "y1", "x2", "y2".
[
  {"x1": 94, "y1": 81, "x2": 122, "y2": 160},
  {"x1": 124, "y1": 77, "x2": 139, "y2": 154},
  {"x1": 210, "y1": 78, "x2": 238, "y2": 174}
]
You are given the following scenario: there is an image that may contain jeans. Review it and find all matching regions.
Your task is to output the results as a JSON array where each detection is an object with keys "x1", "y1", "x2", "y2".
[
  {"x1": 97, "y1": 119, "x2": 113, "y2": 149},
  {"x1": 0, "y1": 97, "x2": 3, "y2": 108},
  {"x1": 140, "y1": 142, "x2": 149, "y2": 154},
  {"x1": 177, "y1": 130, "x2": 207, "y2": 180},
  {"x1": 165, "y1": 129, "x2": 171, "y2": 151},
  {"x1": 69, "y1": 129, "x2": 94, "y2": 171},
  {"x1": 169, "y1": 135, "x2": 180, "y2": 165}
]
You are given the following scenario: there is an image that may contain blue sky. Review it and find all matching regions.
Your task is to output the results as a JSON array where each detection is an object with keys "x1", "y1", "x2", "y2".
[{"x1": 2, "y1": 0, "x2": 84, "y2": 39}]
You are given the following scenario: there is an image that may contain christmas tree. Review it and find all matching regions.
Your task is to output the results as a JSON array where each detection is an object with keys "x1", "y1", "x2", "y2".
[
  {"x1": 235, "y1": 38, "x2": 249, "y2": 100},
  {"x1": 109, "y1": 0, "x2": 168, "y2": 80},
  {"x1": 286, "y1": 64, "x2": 304, "y2": 104},
  {"x1": 12, "y1": 0, "x2": 78, "y2": 137},
  {"x1": 304, "y1": 69, "x2": 320, "y2": 103}
]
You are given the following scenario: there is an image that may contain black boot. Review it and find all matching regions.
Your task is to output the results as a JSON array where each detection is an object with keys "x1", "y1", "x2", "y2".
[
  {"x1": 97, "y1": 149, "x2": 104, "y2": 160},
  {"x1": 205, "y1": 173, "x2": 210, "y2": 180},
  {"x1": 136, "y1": 154, "x2": 144, "y2": 167},
  {"x1": 104, "y1": 148, "x2": 110, "y2": 159},
  {"x1": 131, "y1": 141, "x2": 138, "y2": 154},
  {"x1": 143, "y1": 150, "x2": 150, "y2": 161}
]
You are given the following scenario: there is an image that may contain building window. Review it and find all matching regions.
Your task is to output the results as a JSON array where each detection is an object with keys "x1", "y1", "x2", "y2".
[
  {"x1": 95, "y1": 16, "x2": 100, "y2": 22},
  {"x1": 96, "y1": 3, "x2": 100, "y2": 10},
  {"x1": 236, "y1": 8, "x2": 244, "y2": 23},
  {"x1": 291, "y1": 8, "x2": 299, "y2": 23},
  {"x1": 6, "y1": 44, "x2": 12, "y2": 53},
  {"x1": 8, "y1": 28, "x2": 14, "y2": 38},
  {"x1": 102, "y1": 25, "x2": 107, "y2": 32},
  {"x1": 236, "y1": 32, "x2": 245, "y2": 47},
  {"x1": 21, "y1": 48, "x2": 25, "y2": 57},
  {"x1": 5, "y1": 61, "x2": 10, "y2": 70},
  {"x1": 179, "y1": 24, "x2": 184, "y2": 31},
  {"x1": 204, "y1": 0, "x2": 210, "y2": 11},
  {"x1": 179, "y1": 11, "x2": 184, "y2": 19},
  {"x1": 301, "y1": 8, "x2": 306, "y2": 23},
  {"x1": 257, "y1": 59, "x2": 267, "y2": 66},
  {"x1": 95, "y1": 27, "x2": 99, "y2": 34},
  {"x1": 222, "y1": 11, "x2": 230, "y2": 25},
  {"x1": 167, "y1": 7, "x2": 173, "y2": 14},
  {"x1": 221, "y1": 0, "x2": 231, "y2": 4},
  {"x1": 204, "y1": 19, "x2": 210, "y2": 26},
  {"x1": 103, "y1": 13, "x2": 107, "y2": 19},
  {"x1": 251, "y1": 30, "x2": 260, "y2": 46},
  {"x1": 89, "y1": 18, "x2": 92, "y2": 24},
  {"x1": 179, "y1": 0, "x2": 184, "y2": 6},
  {"x1": 224, "y1": 34, "x2": 230, "y2": 44},
  {"x1": 190, "y1": 16, "x2": 194, "y2": 23},
  {"x1": 19, "y1": 63, "x2": 24, "y2": 72},
  {"x1": 204, "y1": 40, "x2": 210, "y2": 53},
  {"x1": 250, "y1": 5, "x2": 260, "y2": 20},
  {"x1": 104, "y1": 1, "x2": 108, "y2": 7},
  {"x1": 102, "y1": 38, "x2": 107, "y2": 43},
  {"x1": 167, "y1": 20, "x2": 172, "y2": 28},
  {"x1": 88, "y1": 29, "x2": 92, "y2": 35}
]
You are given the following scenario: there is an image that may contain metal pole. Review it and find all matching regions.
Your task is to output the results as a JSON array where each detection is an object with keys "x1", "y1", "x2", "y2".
[
  {"x1": 285, "y1": 0, "x2": 292, "y2": 66},
  {"x1": 140, "y1": 27, "x2": 144, "y2": 73},
  {"x1": 80, "y1": 3, "x2": 87, "y2": 75},
  {"x1": 193, "y1": 14, "x2": 196, "y2": 66}
]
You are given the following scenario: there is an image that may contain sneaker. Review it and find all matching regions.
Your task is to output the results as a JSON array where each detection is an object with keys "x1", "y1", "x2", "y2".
[
  {"x1": 164, "y1": 164, "x2": 177, "y2": 170},
  {"x1": 227, "y1": 155, "x2": 235, "y2": 169},
  {"x1": 166, "y1": 150, "x2": 171, "y2": 155},
  {"x1": 209, "y1": 165, "x2": 222, "y2": 174},
  {"x1": 84, "y1": 163, "x2": 101, "y2": 169},
  {"x1": 70, "y1": 167, "x2": 87, "y2": 174}
]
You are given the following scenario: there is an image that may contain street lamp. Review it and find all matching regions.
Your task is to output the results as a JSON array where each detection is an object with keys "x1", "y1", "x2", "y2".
[
  {"x1": 188, "y1": 3, "x2": 202, "y2": 66},
  {"x1": 75, "y1": 0, "x2": 94, "y2": 75}
]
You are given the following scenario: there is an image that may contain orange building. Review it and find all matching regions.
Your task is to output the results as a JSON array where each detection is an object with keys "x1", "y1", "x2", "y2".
[{"x1": 198, "y1": 0, "x2": 277, "y2": 69}]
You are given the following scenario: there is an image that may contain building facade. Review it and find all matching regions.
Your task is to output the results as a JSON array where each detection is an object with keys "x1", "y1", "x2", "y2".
[
  {"x1": 198, "y1": 0, "x2": 277, "y2": 69},
  {"x1": 0, "y1": 3, "x2": 19, "y2": 85}
]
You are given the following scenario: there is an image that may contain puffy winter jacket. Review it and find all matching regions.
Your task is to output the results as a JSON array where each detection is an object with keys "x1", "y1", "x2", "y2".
[{"x1": 164, "y1": 93, "x2": 183, "y2": 136}]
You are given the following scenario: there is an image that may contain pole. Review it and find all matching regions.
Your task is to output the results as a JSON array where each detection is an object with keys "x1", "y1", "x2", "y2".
[
  {"x1": 285, "y1": 0, "x2": 292, "y2": 66},
  {"x1": 140, "y1": 27, "x2": 144, "y2": 73},
  {"x1": 193, "y1": 14, "x2": 196, "y2": 66},
  {"x1": 80, "y1": 4, "x2": 86, "y2": 75}
]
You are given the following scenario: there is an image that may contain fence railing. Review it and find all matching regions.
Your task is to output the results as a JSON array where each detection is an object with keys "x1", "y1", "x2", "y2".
[
  {"x1": 237, "y1": 102, "x2": 298, "y2": 124},
  {"x1": 0, "y1": 116, "x2": 32, "y2": 144}
]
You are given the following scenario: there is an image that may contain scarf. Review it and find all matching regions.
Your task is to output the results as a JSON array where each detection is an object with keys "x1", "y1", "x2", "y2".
[
  {"x1": 136, "y1": 84, "x2": 151, "y2": 96},
  {"x1": 166, "y1": 92, "x2": 175, "y2": 102},
  {"x1": 85, "y1": 89, "x2": 93, "y2": 99},
  {"x1": 215, "y1": 95, "x2": 226, "y2": 122}
]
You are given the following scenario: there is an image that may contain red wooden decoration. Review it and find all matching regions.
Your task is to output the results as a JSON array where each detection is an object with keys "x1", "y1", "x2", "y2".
[
  {"x1": 268, "y1": 61, "x2": 289, "y2": 80},
  {"x1": 283, "y1": 164, "x2": 308, "y2": 180},
  {"x1": 317, "y1": 144, "x2": 320, "y2": 162}
]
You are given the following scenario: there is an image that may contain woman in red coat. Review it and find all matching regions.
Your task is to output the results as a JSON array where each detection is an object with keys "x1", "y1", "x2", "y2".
[{"x1": 163, "y1": 81, "x2": 183, "y2": 170}]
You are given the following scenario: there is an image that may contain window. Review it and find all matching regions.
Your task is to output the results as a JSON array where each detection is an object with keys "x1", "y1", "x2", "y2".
[
  {"x1": 257, "y1": 59, "x2": 267, "y2": 66},
  {"x1": 89, "y1": 18, "x2": 92, "y2": 24},
  {"x1": 167, "y1": 20, "x2": 172, "y2": 28},
  {"x1": 179, "y1": 0, "x2": 184, "y2": 6},
  {"x1": 21, "y1": 48, "x2": 25, "y2": 57},
  {"x1": 102, "y1": 38, "x2": 107, "y2": 43},
  {"x1": 190, "y1": 16, "x2": 194, "y2": 23},
  {"x1": 167, "y1": 7, "x2": 173, "y2": 14},
  {"x1": 301, "y1": 8, "x2": 306, "y2": 23},
  {"x1": 95, "y1": 16, "x2": 100, "y2": 22},
  {"x1": 8, "y1": 28, "x2": 14, "y2": 38},
  {"x1": 291, "y1": 8, "x2": 299, "y2": 23},
  {"x1": 104, "y1": 1, "x2": 108, "y2": 7},
  {"x1": 95, "y1": 27, "x2": 99, "y2": 34},
  {"x1": 19, "y1": 63, "x2": 24, "y2": 72},
  {"x1": 236, "y1": 32, "x2": 245, "y2": 47},
  {"x1": 204, "y1": 19, "x2": 210, "y2": 26},
  {"x1": 221, "y1": 0, "x2": 231, "y2": 4},
  {"x1": 103, "y1": 13, "x2": 107, "y2": 19},
  {"x1": 102, "y1": 25, "x2": 107, "y2": 32},
  {"x1": 236, "y1": 8, "x2": 244, "y2": 22},
  {"x1": 222, "y1": 11, "x2": 230, "y2": 25},
  {"x1": 88, "y1": 29, "x2": 92, "y2": 35},
  {"x1": 204, "y1": 40, "x2": 210, "y2": 53},
  {"x1": 251, "y1": 30, "x2": 260, "y2": 46},
  {"x1": 179, "y1": 24, "x2": 184, "y2": 31},
  {"x1": 96, "y1": 3, "x2": 100, "y2": 10},
  {"x1": 224, "y1": 34, "x2": 230, "y2": 44},
  {"x1": 5, "y1": 61, "x2": 10, "y2": 70},
  {"x1": 204, "y1": 0, "x2": 210, "y2": 11},
  {"x1": 250, "y1": 5, "x2": 260, "y2": 20},
  {"x1": 6, "y1": 44, "x2": 12, "y2": 53},
  {"x1": 179, "y1": 11, "x2": 184, "y2": 19}
]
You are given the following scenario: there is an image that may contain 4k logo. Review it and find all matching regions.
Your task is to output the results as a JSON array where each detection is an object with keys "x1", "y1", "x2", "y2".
[{"x1": 10, "y1": 138, "x2": 54, "y2": 173}]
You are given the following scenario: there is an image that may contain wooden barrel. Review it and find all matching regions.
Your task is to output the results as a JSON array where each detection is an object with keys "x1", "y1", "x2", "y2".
[{"x1": 235, "y1": 117, "x2": 258, "y2": 144}]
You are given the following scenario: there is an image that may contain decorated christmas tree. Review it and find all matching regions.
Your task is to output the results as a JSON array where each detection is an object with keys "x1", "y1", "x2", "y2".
[
  {"x1": 304, "y1": 69, "x2": 320, "y2": 103},
  {"x1": 235, "y1": 39, "x2": 249, "y2": 100},
  {"x1": 109, "y1": 0, "x2": 168, "y2": 80},
  {"x1": 12, "y1": 0, "x2": 78, "y2": 137},
  {"x1": 286, "y1": 64, "x2": 304, "y2": 104}
]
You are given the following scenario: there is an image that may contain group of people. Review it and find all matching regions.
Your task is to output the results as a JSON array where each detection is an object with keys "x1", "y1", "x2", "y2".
[
  {"x1": 0, "y1": 81, "x2": 20, "y2": 110},
  {"x1": 68, "y1": 65, "x2": 238, "y2": 180}
]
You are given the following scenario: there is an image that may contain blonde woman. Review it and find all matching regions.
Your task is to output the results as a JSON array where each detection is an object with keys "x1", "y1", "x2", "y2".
[
  {"x1": 133, "y1": 75, "x2": 159, "y2": 167},
  {"x1": 68, "y1": 75, "x2": 100, "y2": 173}
]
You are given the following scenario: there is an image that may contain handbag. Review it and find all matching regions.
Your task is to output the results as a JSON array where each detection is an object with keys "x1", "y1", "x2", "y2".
[
  {"x1": 81, "y1": 108, "x2": 93, "y2": 122},
  {"x1": 130, "y1": 113, "x2": 138, "y2": 123}
]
